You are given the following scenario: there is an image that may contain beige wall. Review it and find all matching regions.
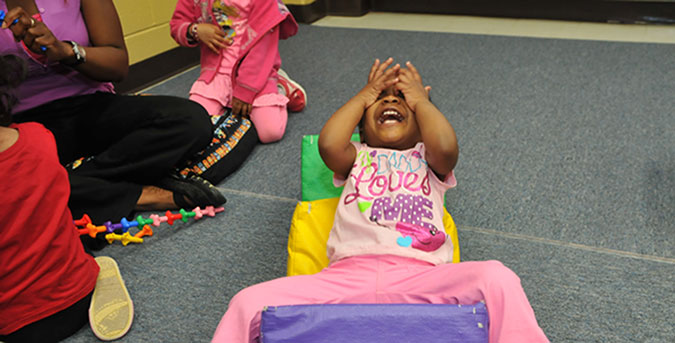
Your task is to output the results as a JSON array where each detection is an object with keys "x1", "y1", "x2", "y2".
[
  {"x1": 114, "y1": 0, "x2": 178, "y2": 65},
  {"x1": 115, "y1": 0, "x2": 314, "y2": 65}
]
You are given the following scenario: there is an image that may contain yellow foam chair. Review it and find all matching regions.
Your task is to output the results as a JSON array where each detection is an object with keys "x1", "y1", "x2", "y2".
[{"x1": 287, "y1": 135, "x2": 460, "y2": 276}]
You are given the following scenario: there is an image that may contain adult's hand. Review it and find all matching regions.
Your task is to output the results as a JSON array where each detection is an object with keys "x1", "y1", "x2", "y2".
[
  {"x1": 2, "y1": 7, "x2": 78, "y2": 63},
  {"x1": 3, "y1": 0, "x2": 130, "y2": 82}
]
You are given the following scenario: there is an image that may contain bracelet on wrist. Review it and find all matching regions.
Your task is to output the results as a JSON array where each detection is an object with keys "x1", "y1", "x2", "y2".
[
  {"x1": 188, "y1": 23, "x2": 199, "y2": 43},
  {"x1": 63, "y1": 40, "x2": 86, "y2": 66}
]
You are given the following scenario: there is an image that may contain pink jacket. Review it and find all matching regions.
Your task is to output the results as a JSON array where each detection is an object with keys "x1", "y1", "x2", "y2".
[{"x1": 170, "y1": 0, "x2": 298, "y2": 103}]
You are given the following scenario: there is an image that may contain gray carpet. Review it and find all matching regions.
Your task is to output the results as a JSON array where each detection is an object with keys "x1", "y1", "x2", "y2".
[{"x1": 64, "y1": 25, "x2": 674, "y2": 342}]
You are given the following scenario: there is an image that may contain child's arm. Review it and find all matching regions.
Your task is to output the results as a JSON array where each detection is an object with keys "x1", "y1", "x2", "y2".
[
  {"x1": 319, "y1": 58, "x2": 400, "y2": 179},
  {"x1": 170, "y1": 1, "x2": 227, "y2": 53},
  {"x1": 396, "y1": 62, "x2": 458, "y2": 177},
  {"x1": 170, "y1": 0, "x2": 199, "y2": 47},
  {"x1": 232, "y1": 27, "x2": 281, "y2": 117}
]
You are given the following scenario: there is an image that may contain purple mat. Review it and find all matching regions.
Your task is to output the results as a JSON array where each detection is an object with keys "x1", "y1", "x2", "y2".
[{"x1": 260, "y1": 303, "x2": 488, "y2": 343}]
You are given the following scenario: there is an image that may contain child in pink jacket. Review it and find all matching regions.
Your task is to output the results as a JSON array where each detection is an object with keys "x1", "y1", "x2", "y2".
[{"x1": 171, "y1": 0, "x2": 305, "y2": 143}]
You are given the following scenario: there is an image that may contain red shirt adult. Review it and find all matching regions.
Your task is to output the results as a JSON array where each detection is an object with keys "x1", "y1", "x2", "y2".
[{"x1": 0, "y1": 122, "x2": 99, "y2": 335}]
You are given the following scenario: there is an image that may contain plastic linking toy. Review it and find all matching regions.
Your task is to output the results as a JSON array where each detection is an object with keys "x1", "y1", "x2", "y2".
[{"x1": 74, "y1": 206, "x2": 224, "y2": 246}]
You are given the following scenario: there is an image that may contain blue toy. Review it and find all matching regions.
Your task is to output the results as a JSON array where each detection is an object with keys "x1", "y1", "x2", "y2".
[{"x1": 1, "y1": 10, "x2": 46, "y2": 51}]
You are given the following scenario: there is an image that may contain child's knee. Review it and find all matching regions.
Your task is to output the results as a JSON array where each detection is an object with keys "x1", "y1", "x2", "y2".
[
  {"x1": 478, "y1": 260, "x2": 521, "y2": 285},
  {"x1": 255, "y1": 125, "x2": 285, "y2": 143},
  {"x1": 250, "y1": 105, "x2": 287, "y2": 144},
  {"x1": 228, "y1": 285, "x2": 264, "y2": 316}
]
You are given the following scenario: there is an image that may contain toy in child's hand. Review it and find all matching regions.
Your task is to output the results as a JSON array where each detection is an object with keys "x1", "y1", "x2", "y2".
[{"x1": 73, "y1": 206, "x2": 225, "y2": 246}]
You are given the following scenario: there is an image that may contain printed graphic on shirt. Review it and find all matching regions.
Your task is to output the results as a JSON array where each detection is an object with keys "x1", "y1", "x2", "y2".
[
  {"x1": 212, "y1": 1, "x2": 238, "y2": 44},
  {"x1": 345, "y1": 148, "x2": 447, "y2": 252}
]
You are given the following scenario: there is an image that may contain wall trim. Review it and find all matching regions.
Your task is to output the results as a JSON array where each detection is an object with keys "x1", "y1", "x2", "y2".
[
  {"x1": 370, "y1": 0, "x2": 675, "y2": 24},
  {"x1": 287, "y1": 0, "x2": 327, "y2": 23},
  {"x1": 114, "y1": 47, "x2": 200, "y2": 94}
]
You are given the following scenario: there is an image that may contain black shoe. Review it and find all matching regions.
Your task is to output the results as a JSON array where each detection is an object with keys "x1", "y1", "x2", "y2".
[{"x1": 156, "y1": 173, "x2": 226, "y2": 209}]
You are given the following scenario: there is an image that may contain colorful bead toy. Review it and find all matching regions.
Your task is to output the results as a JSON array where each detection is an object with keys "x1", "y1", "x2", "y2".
[{"x1": 74, "y1": 206, "x2": 224, "y2": 246}]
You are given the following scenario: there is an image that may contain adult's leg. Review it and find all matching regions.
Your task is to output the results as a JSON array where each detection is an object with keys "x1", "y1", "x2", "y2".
[
  {"x1": 176, "y1": 101, "x2": 260, "y2": 184},
  {"x1": 0, "y1": 292, "x2": 92, "y2": 343},
  {"x1": 378, "y1": 257, "x2": 549, "y2": 343},
  {"x1": 14, "y1": 93, "x2": 213, "y2": 223}
]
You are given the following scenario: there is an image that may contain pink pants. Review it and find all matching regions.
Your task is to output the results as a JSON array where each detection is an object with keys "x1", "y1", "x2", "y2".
[
  {"x1": 190, "y1": 94, "x2": 288, "y2": 144},
  {"x1": 211, "y1": 255, "x2": 549, "y2": 343}
]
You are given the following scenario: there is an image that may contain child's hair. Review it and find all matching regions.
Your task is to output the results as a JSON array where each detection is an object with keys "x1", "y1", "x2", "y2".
[{"x1": 0, "y1": 54, "x2": 27, "y2": 126}]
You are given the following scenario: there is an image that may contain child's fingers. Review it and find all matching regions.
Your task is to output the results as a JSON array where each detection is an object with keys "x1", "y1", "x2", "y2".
[
  {"x1": 213, "y1": 28, "x2": 226, "y2": 38},
  {"x1": 371, "y1": 57, "x2": 394, "y2": 82},
  {"x1": 377, "y1": 57, "x2": 394, "y2": 75},
  {"x1": 207, "y1": 42, "x2": 220, "y2": 54},
  {"x1": 398, "y1": 65, "x2": 420, "y2": 85},
  {"x1": 212, "y1": 39, "x2": 228, "y2": 50},
  {"x1": 382, "y1": 77, "x2": 399, "y2": 89},
  {"x1": 405, "y1": 61, "x2": 423, "y2": 82},
  {"x1": 378, "y1": 64, "x2": 401, "y2": 82},
  {"x1": 396, "y1": 68, "x2": 414, "y2": 84},
  {"x1": 232, "y1": 101, "x2": 241, "y2": 116},
  {"x1": 368, "y1": 59, "x2": 380, "y2": 82}
]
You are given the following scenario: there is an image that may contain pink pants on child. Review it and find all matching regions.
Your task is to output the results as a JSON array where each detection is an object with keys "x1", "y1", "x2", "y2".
[
  {"x1": 211, "y1": 254, "x2": 549, "y2": 343},
  {"x1": 190, "y1": 93, "x2": 288, "y2": 144}
]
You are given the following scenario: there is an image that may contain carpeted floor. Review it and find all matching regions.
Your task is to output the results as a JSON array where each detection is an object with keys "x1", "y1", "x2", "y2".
[{"x1": 64, "y1": 24, "x2": 674, "y2": 342}]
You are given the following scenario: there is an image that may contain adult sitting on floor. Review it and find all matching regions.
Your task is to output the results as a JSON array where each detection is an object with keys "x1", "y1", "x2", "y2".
[{"x1": 0, "y1": 0, "x2": 225, "y2": 243}]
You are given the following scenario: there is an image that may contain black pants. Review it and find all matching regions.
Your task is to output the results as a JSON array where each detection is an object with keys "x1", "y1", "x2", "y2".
[
  {"x1": 14, "y1": 92, "x2": 212, "y2": 224},
  {"x1": 0, "y1": 291, "x2": 93, "y2": 343}
]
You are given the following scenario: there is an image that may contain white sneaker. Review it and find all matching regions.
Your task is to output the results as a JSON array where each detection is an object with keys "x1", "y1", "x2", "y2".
[{"x1": 277, "y1": 68, "x2": 307, "y2": 112}]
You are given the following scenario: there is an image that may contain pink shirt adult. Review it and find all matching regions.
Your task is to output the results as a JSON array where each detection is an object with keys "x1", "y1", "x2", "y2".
[
  {"x1": 0, "y1": 0, "x2": 113, "y2": 114},
  {"x1": 327, "y1": 142, "x2": 457, "y2": 266},
  {"x1": 0, "y1": 122, "x2": 99, "y2": 335}
]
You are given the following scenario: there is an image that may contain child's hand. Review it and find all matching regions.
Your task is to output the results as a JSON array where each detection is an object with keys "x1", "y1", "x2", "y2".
[
  {"x1": 395, "y1": 61, "x2": 431, "y2": 112},
  {"x1": 356, "y1": 58, "x2": 400, "y2": 109},
  {"x1": 196, "y1": 23, "x2": 231, "y2": 54},
  {"x1": 231, "y1": 97, "x2": 251, "y2": 117}
]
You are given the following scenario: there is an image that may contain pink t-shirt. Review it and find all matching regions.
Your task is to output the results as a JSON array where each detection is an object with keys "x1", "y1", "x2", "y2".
[
  {"x1": 189, "y1": 0, "x2": 244, "y2": 107},
  {"x1": 327, "y1": 142, "x2": 457, "y2": 266}
]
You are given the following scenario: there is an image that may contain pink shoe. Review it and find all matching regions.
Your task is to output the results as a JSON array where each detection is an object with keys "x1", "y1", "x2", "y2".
[{"x1": 277, "y1": 69, "x2": 307, "y2": 112}]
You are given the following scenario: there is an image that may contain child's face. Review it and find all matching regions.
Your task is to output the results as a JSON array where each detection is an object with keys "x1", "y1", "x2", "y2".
[{"x1": 361, "y1": 86, "x2": 421, "y2": 150}]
